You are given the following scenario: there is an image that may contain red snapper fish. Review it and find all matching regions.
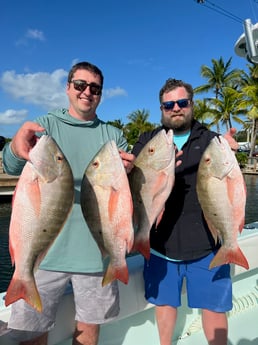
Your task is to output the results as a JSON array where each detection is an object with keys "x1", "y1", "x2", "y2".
[
  {"x1": 196, "y1": 135, "x2": 249, "y2": 270},
  {"x1": 5, "y1": 135, "x2": 74, "y2": 312},
  {"x1": 80, "y1": 140, "x2": 134, "y2": 286},
  {"x1": 129, "y1": 129, "x2": 175, "y2": 260}
]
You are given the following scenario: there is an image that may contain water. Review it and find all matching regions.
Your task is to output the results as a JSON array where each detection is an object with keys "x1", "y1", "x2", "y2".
[
  {"x1": 0, "y1": 199, "x2": 14, "y2": 292},
  {"x1": 0, "y1": 174, "x2": 258, "y2": 293},
  {"x1": 243, "y1": 175, "x2": 258, "y2": 224}
]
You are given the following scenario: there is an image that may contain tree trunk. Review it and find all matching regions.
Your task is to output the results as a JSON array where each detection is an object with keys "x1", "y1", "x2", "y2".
[{"x1": 249, "y1": 118, "x2": 258, "y2": 158}]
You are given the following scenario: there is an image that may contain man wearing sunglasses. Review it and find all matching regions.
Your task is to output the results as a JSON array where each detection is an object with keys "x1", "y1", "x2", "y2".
[
  {"x1": 3, "y1": 61, "x2": 134, "y2": 345},
  {"x1": 132, "y1": 78, "x2": 237, "y2": 345}
]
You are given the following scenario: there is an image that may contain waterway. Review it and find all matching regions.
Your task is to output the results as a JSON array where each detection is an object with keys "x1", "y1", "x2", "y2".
[{"x1": 0, "y1": 174, "x2": 258, "y2": 292}]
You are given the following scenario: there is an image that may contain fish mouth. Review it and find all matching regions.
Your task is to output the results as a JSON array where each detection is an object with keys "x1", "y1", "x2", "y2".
[
  {"x1": 162, "y1": 129, "x2": 173, "y2": 146},
  {"x1": 213, "y1": 136, "x2": 235, "y2": 175}
]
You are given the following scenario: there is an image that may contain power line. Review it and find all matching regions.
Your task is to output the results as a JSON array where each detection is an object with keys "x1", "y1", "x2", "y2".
[{"x1": 195, "y1": 0, "x2": 244, "y2": 24}]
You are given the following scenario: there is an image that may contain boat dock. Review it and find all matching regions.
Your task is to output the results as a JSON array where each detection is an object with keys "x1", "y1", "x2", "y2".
[
  {"x1": 241, "y1": 158, "x2": 258, "y2": 175},
  {"x1": 0, "y1": 173, "x2": 19, "y2": 196}
]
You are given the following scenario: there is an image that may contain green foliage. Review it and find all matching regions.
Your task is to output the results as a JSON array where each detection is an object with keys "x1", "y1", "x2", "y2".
[
  {"x1": 236, "y1": 152, "x2": 248, "y2": 168},
  {"x1": 124, "y1": 109, "x2": 158, "y2": 146}
]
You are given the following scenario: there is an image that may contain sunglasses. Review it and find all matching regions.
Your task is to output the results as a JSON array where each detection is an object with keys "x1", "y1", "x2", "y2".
[
  {"x1": 161, "y1": 98, "x2": 190, "y2": 111},
  {"x1": 70, "y1": 79, "x2": 102, "y2": 95}
]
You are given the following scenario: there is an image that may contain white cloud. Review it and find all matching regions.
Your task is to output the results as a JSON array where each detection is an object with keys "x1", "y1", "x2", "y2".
[
  {"x1": 103, "y1": 87, "x2": 127, "y2": 100},
  {"x1": 26, "y1": 29, "x2": 45, "y2": 41},
  {"x1": 0, "y1": 109, "x2": 28, "y2": 124},
  {"x1": 15, "y1": 28, "x2": 46, "y2": 46},
  {"x1": 0, "y1": 69, "x2": 69, "y2": 109}
]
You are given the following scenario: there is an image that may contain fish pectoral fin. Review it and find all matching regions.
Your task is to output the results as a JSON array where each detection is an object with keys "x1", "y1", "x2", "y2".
[
  {"x1": 152, "y1": 172, "x2": 169, "y2": 199},
  {"x1": 108, "y1": 188, "x2": 120, "y2": 222},
  {"x1": 27, "y1": 179, "x2": 42, "y2": 217},
  {"x1": 5, "y1": 276, "x2": 43, "y2": 313}
]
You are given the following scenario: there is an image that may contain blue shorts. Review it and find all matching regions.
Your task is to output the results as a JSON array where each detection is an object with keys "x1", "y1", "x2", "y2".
[{"x1": 144, "y1": 252, "x2": 232, "y2": 312}]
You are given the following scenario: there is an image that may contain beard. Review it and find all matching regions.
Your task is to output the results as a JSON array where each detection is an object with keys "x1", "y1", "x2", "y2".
[{"x1": 161, "y1": 113, "x2": 193, "y2": 133}]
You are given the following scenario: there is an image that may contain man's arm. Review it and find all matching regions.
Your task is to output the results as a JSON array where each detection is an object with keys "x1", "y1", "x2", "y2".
[{"x1": 3, "y1": 122, "x2": 45, "y2": 175}]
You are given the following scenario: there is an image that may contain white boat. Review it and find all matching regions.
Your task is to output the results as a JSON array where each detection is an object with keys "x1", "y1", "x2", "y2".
[{"x1": 0, "y1": 224, "x2": 258, "y2": 345}]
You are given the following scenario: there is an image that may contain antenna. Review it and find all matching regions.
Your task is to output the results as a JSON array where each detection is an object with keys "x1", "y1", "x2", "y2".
[
  {"x1": 234, "y1": 19, "x2": 258, "y2": 64},
  {"x1": 244, "y1": 19, "x2": 258, "y2": 63}
]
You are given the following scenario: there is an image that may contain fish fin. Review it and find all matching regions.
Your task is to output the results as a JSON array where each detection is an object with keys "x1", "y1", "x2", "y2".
[
  {"x1": 152, "y1": 173, "x2": 169, "y2": 200},
  {"x1": 205, "y1": 218, "x2": 219, "y2": 243},
  {"x1": 226, "y1": 174, "x2": 246, "y2": 234},
  {"x1": 5, "y1": 277, "x2": 43, "y2": 312},
  {"x1": 102, "y1": 263, "x2": 129, "y2": 286},
  {"x1": 155, "y1": 207, "x2": 165, "y2": 228},
  {"x1": 126, "y1": 231, "x2": 135, "y2": 254},
  {"x1": 238, "y1": 218, "x2": 245, "y2": 234},
  {"x1": 133, "y1": 237, "x2": 150, "y2": 260},
  {"x1": 8, "y1": 243, "x2": 15, "y2": 266},
  {"x1": 209, "y1": 246, "x2": 249, "y2": 270},
  {"x1": 33, "y1": 251, "x2": 48, "y2": 273},
  {"x1": 108, "y1": 188, "x2": 119, "y2": 222},
  {"x1": 27, "y1": 179, "x2": 42, "y2": 217}
]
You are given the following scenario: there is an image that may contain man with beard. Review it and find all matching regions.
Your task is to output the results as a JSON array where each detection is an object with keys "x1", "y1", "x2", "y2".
[{"x1": 132, "y1": 78, "x2": 237, "y2": 345}]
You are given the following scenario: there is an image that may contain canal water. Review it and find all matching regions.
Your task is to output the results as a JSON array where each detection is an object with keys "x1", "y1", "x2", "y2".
[{"x1": 0, "y1": 174, "x2": 258, "y2": 293}]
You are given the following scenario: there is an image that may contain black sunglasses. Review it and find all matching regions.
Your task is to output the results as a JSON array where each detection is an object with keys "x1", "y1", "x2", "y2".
[
  {"x1": 70, "y1": 79, "x2": 102, "y2": 95},
  {"x1": 161, "y1": 98, "x2": 190, "y2": 111}
]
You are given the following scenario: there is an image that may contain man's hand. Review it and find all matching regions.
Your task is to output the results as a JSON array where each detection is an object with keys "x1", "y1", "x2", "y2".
[
  {"x1": 223, "y1": 128, "x2": 239, "y2": 151},
  {"x1": 119, "y1": 150, "x2": 135, "y2": 174},
  {"x1": 10, "y1": 122, "x2": 45, "y2": 160}
]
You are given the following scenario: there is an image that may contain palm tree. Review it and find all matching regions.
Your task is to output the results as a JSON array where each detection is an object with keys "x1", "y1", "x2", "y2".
[
  {"x1": 206, "y1": 87, "x2": 247, "y2": 131},
  {"x1": 194, "y1": 57, "x2": 244, "y2": 132},
  {"x1": 194, "y1": 57, "x2": 243, "y2": 97},
  {"x1": 238, "y1": 87, "x2": 258, "y2": 157},
  {"x1": 125, "y1": 109, "x2": 157, "y2": 146},
  {"x1": 193, "y1": 99, "x2": 214, "y2": 128},
  {"x1": 237, "y1": 64, "x2": 258, "y2": 157},
  {"x1": 106, "y1": 119, "x2": 124, "y2": 130}
]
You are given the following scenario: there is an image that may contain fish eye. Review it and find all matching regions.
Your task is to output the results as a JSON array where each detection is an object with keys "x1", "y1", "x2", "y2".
[
  {"x1": 148, "y1": 147, "x2": 155, "y2": 154},
  {"x1": 56, "y1": 154, "x2": 63, "y2": 162},
  {"x1": 92, "y1": 161, "x2": 99, "y2": 168}
]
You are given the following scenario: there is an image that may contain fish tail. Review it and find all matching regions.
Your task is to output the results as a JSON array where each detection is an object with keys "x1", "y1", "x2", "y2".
[
  {"x1": 102, "y1": 263, "x2": 129, "y2": 286},
  {"x1": 209, "y1": 246, "x2": 249, "y2": 270},
  {"x1": 133, "y1": 238, "x2": 150, "y2": 260},
  {"x1": 5, "y1": 277, "x2": 42, "y2": 312}
]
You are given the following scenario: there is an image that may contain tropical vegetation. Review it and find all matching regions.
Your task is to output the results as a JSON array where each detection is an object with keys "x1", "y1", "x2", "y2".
[{"x1": 106, "y1": 57, "x2": 258, "y2": 166}]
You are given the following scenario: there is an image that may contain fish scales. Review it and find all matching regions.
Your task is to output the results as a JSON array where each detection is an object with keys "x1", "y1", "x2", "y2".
[
  {"x1": 196, "y1": 135, "x2": 249, "y2": 270},
  {"x1": 5, "y1": 135, "x2": 74, "y2": 312}
]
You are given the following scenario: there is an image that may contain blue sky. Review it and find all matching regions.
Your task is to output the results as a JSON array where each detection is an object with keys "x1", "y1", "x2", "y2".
[{"x1": 1, "y1": 0, "x2": 257, "y2": 138}]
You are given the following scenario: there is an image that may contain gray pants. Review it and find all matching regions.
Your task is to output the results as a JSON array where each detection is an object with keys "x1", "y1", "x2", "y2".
[{"x1": 7, "y1": 269, "x2": 120, "y2": 341}]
